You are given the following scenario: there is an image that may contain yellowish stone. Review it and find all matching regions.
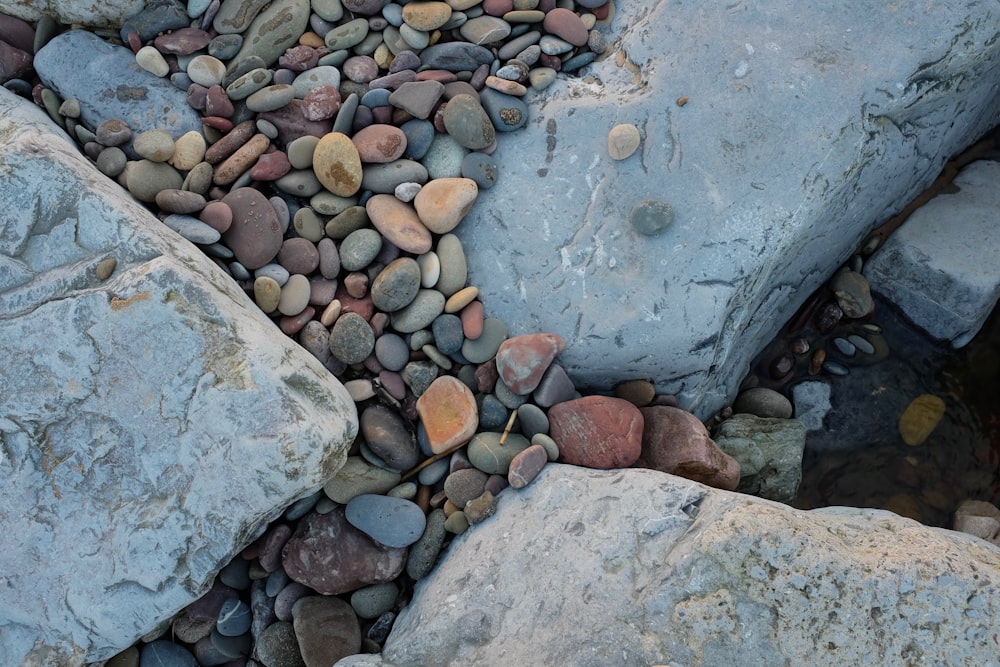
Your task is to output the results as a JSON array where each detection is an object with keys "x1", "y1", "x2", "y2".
[
  {"x1": 608, "y1": 123, "x2": 641, "y2": 160},
  {"x1": 170, "y1": 131, "x2": 207, "y2": 170},
  {"x1": 413, "y1": 177, "x2": 478, "y2": 234},
  {"x1": 898, "y1": 394, "x2": 945, "y2": 446},
  {"x1": 402, "y1": 1, "x2": 453, "y2": 31},
  {"x1": 313, "y1": 132, "x2": 363, "y2": 197}
]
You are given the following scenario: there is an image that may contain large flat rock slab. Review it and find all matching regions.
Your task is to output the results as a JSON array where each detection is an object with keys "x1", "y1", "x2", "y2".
[
  {"x1": 0, "y1": 0, "x2": 147, "y2": 29},
  {"x1": 458, "y1": 1, "x2": 1000, "y2": 418},
  {"x1": 0, "y1": 89, "x2": 358, "y2": 665},
  {"x1": 341, "y1": 464, "x2": 1000, "y2": 667},
  {"x1": 864, "y1": 160, "x2": 1000, "y2": 347}
]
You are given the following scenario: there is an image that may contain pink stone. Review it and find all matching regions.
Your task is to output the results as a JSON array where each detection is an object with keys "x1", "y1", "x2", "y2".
[
  {"x1": 461, "y1": 301, "x2": 484, "y2": 339},
  {"x1": 199, "y1": 201, "x2": 233, "y2": 233},
  {"x1": 495, "y1": 332, "x2": 565, "y2": 395},
  {"x1": 542, "y1": 7, "x2": 589, "y2": 46},
  {"x1": 205, "y1": 84, "x2": 234, "y2": 118},
  {"x1": 302, "y1": 85, "x2": 342, "y2": 121},
  {"x1": 351, "y1": 124, "x2": 408, "y2": 163},
  {"x1": 153, "y1": 27, "x2": 211, "y2": 55},
  {"x1": 508, "y1": 444, "x2": 547, "y2": 489},
  {"x1": 220, "y1": 187, "x2": 283, "y2": 270},
  {"x1": 250, "y1": 150, "x2": 292, "y2": 181},
  {"x1": 548, "y1": 396, "x2": 643, "y2": 469},
  {"x1": 282, "y1": 508, "x2": 406, "y2": 595},
  {"x1": 638, "y1": 406, "x2": 740, "y2": 490},
  {"x1": 416, "y1": 376, "x2": 478, "y2": 454}
]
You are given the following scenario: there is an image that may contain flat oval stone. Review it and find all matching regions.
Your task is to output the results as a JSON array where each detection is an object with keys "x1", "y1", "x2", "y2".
[
  {"x1": 277, "y1": 237, "x2": 320, "y2": 275},
  {"x1": 431, "y1": 313, "x2": 464, "y2": 355},
  {"x1": 435, "y1": 233, "x2": 468, "y2": 297},
  {"x1": 443, "y1": 467, "x2": 487, "y2": 506},
  {"x1": 155, "y1": 188, "x2": 206, "y2": 214},
  {"x1": 361, "y1": 159, "x2": 429, "y2": 194},
  {"x1": 292, "y1": 65, "x2": 342, "y2": 97},
  {"x1": 374, "y1": 333, "x2": 409, "y2": 371},
  {"x1": 162, "y1": 214, "x2": 222, "y2": 244},
  {"x1": 323, "y1": 456, "x2": 401, "y2": 504},
  {"x1": 416, "y1": 375, "x2": 478, "y2": 454},
  {"x1": 608, "y1": 123, "x2": 641, "y2": 160},
  {"x1": 254, "y1": 275, "x2": 282, "y2": 313},
  {"x1": 213, "y1": 0, "x2": 270, "y2": 34},
  {"x1": 391, "y1": 289, "x2": 445, "y2": 333},
  {"x1": 406, "y1": 508, "x2": 446, "y2": 580},
  {"x1": 442, "y1": 93, "x2": 494, "y2": 150},
  {"x1": 414, "y1": 177, "x2": 478, "y2": 234},
  {"x1": 495, "y1": 332, "x2": 566, "y2": 395},
  {"x1": 402, "y1": 1, "x2": 453, "y2": 30},
  {"x1": 339, "y1": 228, "x2": 383, "y2": 271},
  {"x1": 329, "y1": 311, "x2": 375, "y2": 364},
  {"x1": 221, "y1": 187, "x2": 283, "y2": 269},
  {"x1": 422, "y1": 133, "x2": 467, "y2": 180},
  {"x1": 629, "y1": 199, "x2": 675, "y2": 236},
  {"x1": 459, "y1": 15, "x2": 511, "y2": 44},
  {"x1": 140, "y1": 641, "x2": 197, "y2": 667},
  {"x1": 227, "y1": 0, "x2": 310, "y2": 70},
  {"x1": 170, "y1": 130, "x2": 207, "y2": 170},
  {"x1": 417, "y1": 41, "x2": 494, "y2": 72},
  {"x1": 349, "y1": 582, "x2": 398, "y2": 620},
  {"x1": 136, "y1": 45, "x2": 170, "y2": 77},
  {"x1": 225, "y1": 67, "x2": 272, "y2": 100},
  {"x1": 246, "y1": 83, "x2": 295, "y2": 112},
  {"x1": 313, "y1": 131, "x2": 363, "y2": 196},
  {"x1": 542, "y1": 7, "x2": 589, "y2": 46},
  {"x1": 133, "y1": 128, "x2": 175, "y2": 162},
  {"x1": 466, "y1": 431, "x2": 529, "y2": 475},
  {"x1": 216, "y1": 598, "x2": 252, "y2": 636},
  {"x1": 461, "y1": 317, "x2": 507, "y2": 363},
  {"x1": 732, "y1": 387, "x2": 793, "y2": 419},
  {"x1": 291, "y1": 596, "x2": 362, "y2": 667},
  {"x1": 278, "y1": 273, "x2": 311, "y2": 316},
  {"x1": 366, "y1": 194, "x2": 432, "y2": 254},
  {"x1": 346, "y1": 495, "x2": 426, "y2": 548},
  {"x1": 287, "y1": 135, "x2": 320, "y2": 168},
  {"x1": 479, "y1": 87, "x2": 528, "y2": 132},
  {"x1": 325, "y1": 17, "x2": 369, "y2": 50},
  {"x1": 352, "y1": 124, "x2": 408, "y2": 163},
  {"x1": 549, "y1": 395, "x2": 644, "y2": 469},
  {"x1": 830, "y1": 268, "x2": 874, "y2": 319},
  {"x1": 898, "y1": 394, "x2": 946, "y2": 446},
  {"x1": 282, "y1": 507, "x2": 406, "y2": 595},
  {"x1": 371, "y1": 257, "x2": 422, "y2": 312},
  {"x1": 508, "y1": 443, "x2": 547, "y2": 489},
  {"x1": 401, "y1": 118, "x2": 435, "y2": 160},
  {"x1": 125, "y1": 160, "x2": 183, "y2": 203}
]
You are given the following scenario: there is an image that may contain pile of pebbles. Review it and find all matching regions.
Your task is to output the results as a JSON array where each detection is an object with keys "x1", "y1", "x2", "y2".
[{"x1": 2, "y1": 2, "x2": 715, "y2": 666}]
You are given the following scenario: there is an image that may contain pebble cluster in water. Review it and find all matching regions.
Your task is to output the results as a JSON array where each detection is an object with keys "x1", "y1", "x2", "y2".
[{"x1": 2, "y1": 2, "x2": 738, "y2": 666}]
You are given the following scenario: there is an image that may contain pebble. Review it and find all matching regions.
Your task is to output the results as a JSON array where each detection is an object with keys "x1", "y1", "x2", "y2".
[
  {"x1": 608, "y1": 123, "x2": 641, "y2": 160},
  {"x1": 531, "y1": 432, "x2": 560, "y2": 461},
  {"x1": 324, "y1": 456, "x2": 401, "y2": 504},
  {"x1": 329, "y1": 312, "x2": 375, "y2": 364},
  {"x1": 613, "y1": 379, "x2": 657, "y2": 407},
  {"x1": 479, "y1": 87, "x2": 528, "y2": 132},
  {"x1": 406, "y1": 508, "x2": 447, "y2": 580},
  {"x1": 133, "y1": 129, "x2": 175, "y2": 162},
  {"x1": 361, "y1": 403, "x2": 419, "y2": 470},
  {"x1": 413, "y1": 177, "x2": 479, "y2": 233},
  {"x1": 374, "y1": 333, "x2": 410, "y2": 371},
  {"x1": 460, "y1": 300, "x2": 485, "y2": 339},
  {"x1": 228, "y1": 0, "x2": 311, "y2": 71},
  {"x1": 293, "y1": 65, "x2": 342, "y2": 97},
  {"x1": 366, "y1": 194, "x2": 433, "y2": 254},
  {"x1": 350, "y1": 582, "x2": 398, "y2": 620},
  {"x1": 390, "y1": 289, "x2": 445, "y2": 333},
  {"x1": 139, "y1": 641, "x2": 198, "y2": 667},
  {"x1": 277, "y1": 238, "x2": 320, "y2": 275},
  {"x1": 352, "y1": 123, "x2": 408, "y2": 163},
  {"x1": 830, "y1": 268, "x2": 874, "y2": 319},
  {"x1": 442, "y1": 94, "x2": 495, "y2": 149},
  {"x1": 495, "y1": 332, "x2": 566, "y2": 395},
  {"x1": 162, "y1": 214, "x2": 222, "y2": 244},
  {"x1": 220, "y1": 187, "x2": 283, "y2": 270},
  {"x1": 435, "y1": 233, "x2": 468, "y2": 297},
  {"x1": 96, "y1": 147, "x2": 127, "y2": 177},
  {"x1": 125, "y1": 160, "x2": 183, "y2": 203},
  {"x1": 389, "y1": 80, "x2": 446, "y2": 119},
  {"x1": 170, "y1": 131, "x2": 207, "y2": 170},
  {"x1": 466, "y1": 431, "x2": 529, "y2": 475},
  {"x1": 216, "y1": 598, "x2": 252, "y2": 636},
  {"x1": 898, "y1": 394, "x2": 946, "y2": 446},
  {"x1": 361, "y1": 159, "x2": 429, "y2": 194},
  {"x1": 422, "y1": 134, "x2": 468, "y2": 180},
  {"x1": 461, "y1": 317, "x2": 508, "y2": 363},
  {"x1": 313, "y1": 131, "x2": 363, "y2": 196},
  {"x1": 508, "y1": 444, "x2": 547, "y2": 488},
  {"x1": 549, "y1": 396, "x2": 644, "y2": 469},
  {"x1": 444, "y1": 510, "x2": 469, "y2": 534},
  {"x1": 629, "y1": 199, "x2": 675, "y2": 236},
  {"x1": 461, "y1": 151, "x2": 499, "y2": 189},
  {"x1": 464, "y1": 489, "x2": 497, "y2": 524},
  {"x1": 345, "y1": 494, "x2": 427, "y2": 547},
  {"x1": 415, "y1": 375, "x2": 479, "y2": 453},
  {"x1": 95, "y1": 258, "x2": 117, "y2": 281},
  {"x1": 135, "y1": 45, "x2": 170, "y2": 77},
  {"x1": 253, "y1": 622, "x2": 301, "y2": 667},
  {"x1": 371, "y1": 257, "x2": 422, "y2": 311},
  {"x1": 401, "y1": 119, "x2": 436, "y2": 159},
  {"x1": 732, "y1": 387, "x2": 794, "y2": 419},
  {"x1": 291, "y1": 596, "x2": 362, "y2": 667},
  {"x1": 277, "y1": 273, "x2": 311, "y2": 316},
  {"x1": 444, "y1": 467, "x2": 487, "y2": 506}
]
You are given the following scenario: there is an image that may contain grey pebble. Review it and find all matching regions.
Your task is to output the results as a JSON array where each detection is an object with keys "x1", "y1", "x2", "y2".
[
  {"x1": 345, "y1": 494, "x2": 427, "y2": 548},
  {"x1": 431, "y1": 314, "x2": 464, "y2": 355},
  {"x1": 422, "y1": 133, "x2": 467, "y2": 179},
  {"x1": 417, "y1": 457, "x2": 450, "y2": 486},
  {"x1": 461, "y1": 317, "x2": 508, "y2": 364},
  {"x1": 371, "y1": 257, "x2": 422, "y2": 312},
  {"x1": 216, "y1": 598, "x2": 252, "y2": 637},
  {"x1": 139, "y1": 641, "x2": 197, "y2": 667},
  {"x1": 477, "y1": 393, "x2": 509, "y2": 430},
  {"x1": 467, "y1": 431, "x2": 529, "y2": 475},
  {"x1": 461, "y1": 151, "x2": 499, "y2": 189},
  {"x1": 350, "y1": 582, "x2": 398, "y2": 619},
  {"x1": 444, "y1": 467, "x2": 488, "y2": 507},
  {"x1": 401, "y1": 360, "x2": 439, "y2": 396},
  {"x1": 391, "y1": 289, "x2": 446, "y2": 333},
  {"x1": 323, "y1": 456, "x2": 401, "y2": 504},
  {"x1": 517, "y1": 403, "x2": 549, "y2": 439},
  {"x1": 405, "y1": 508, "x2": 446, "y2": 580},
  {"x1": 361, "y1": 159, "x2": 429, "y2": 194},
  {"x1": 361, "y1": 403, "x2": 420, "y2": 471},
  {"x1": 532, "y1": 362, "x2": 577, "y2": 408},
  {"x1": 374, "y1": 333, "x2": 410, "y2": 371},
  {"x1": 435, "y1": 233, "x2": 467, "y2": 297},
  {"x1": 329, "y1": 312, "x2": 375, "y2": 364},
  {"x1": 340, "y1": 228, "x2": 383, "y2": 271},
  {"x1": 162, "y1": 214, "x2": 222, "y2": 244}
]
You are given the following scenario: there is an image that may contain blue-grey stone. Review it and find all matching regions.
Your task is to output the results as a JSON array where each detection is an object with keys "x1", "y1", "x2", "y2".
[
  {"x1": 400, "y1": 118, "x2": 435, "y2": 160},
  {"x1": 120, "y1": 0, "x2": 190, "y2": 42},
  {"x1": 34, "y1": 30, "x2": 203, "y2": 153},
  {"x1": 374, "y1": 332, "x2": 410, "y2": 372},
  {"x1": 417, "y1": 42, "x2": 494, "y2": 72},
  {"x1": 461, "y1": 151, "x2": 499, "y2": 189},
  {"x1": 431, "y1": 313, "x2": 464, "y2": 355},
  {"x1": 217, "y1": 598, "x2": 252, "y2": 636},
  {"x1": 139, "y1": 640, "x2": 198, "y2": 667},
  {"x1": 478, "y1": 87, "x2": 528, "y2": 132},
  {"x1": 345, "y1": 494, "x2": 427, "y2": 548},
  {"x1": 162, "y1": 214, "x2": 222, "y2": 245},
  {"x1": 405, "y1": 508, "x2": 446, "y2": 580},
  {"x1": 477, "y1": 393, "x2": 509, "y2": 430}
]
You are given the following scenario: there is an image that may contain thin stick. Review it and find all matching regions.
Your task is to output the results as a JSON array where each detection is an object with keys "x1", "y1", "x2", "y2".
[{"x1": 498, "y1": 410, "x2": 518, "y2": 445}]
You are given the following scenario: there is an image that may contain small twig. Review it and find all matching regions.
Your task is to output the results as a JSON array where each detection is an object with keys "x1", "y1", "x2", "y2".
[{"x1": 498, "y1": 410, "x2": 518, "y2": 445}]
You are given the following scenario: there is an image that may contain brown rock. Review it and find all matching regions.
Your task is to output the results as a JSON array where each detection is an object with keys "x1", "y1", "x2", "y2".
[
  {"x1": 313, "y1": 131, "x2": 363, "y2": 196},
  {"x1": 277, "y1": 237, "x2": 320, "y2": 275},
  {"x1": 542, "y1": 7, "x2": 589, "y2": 46},
  {"x1": 213, "y1": 133, "x2": 270, "y2": 185},
  {"x1": 494, "y1": 332, "x2": 565, "y2": 395},
  {"x1": 154, "y1": 189, "x2": 206, "y2": 214},
  {"x1": 282, "y1": 508, "x2": 407, "y2": 595},
  {"x1": 199, "y1": 201, "x2": 233, "y2": 233},
  {"x1": 249, "y1": 150, "x2": 292, "y2": 181},
  {"x1": 352, "y1": 124, "x2": 408, "y2": 163},
  {"x1": 548, "y1": 396, "x2": 643, "y2": 469},
  {"x1": 153, "y1": 27, "x2": 211, "y2": 54},
  {"x1": 365, "y1": 194, "x2": 433, "y2": 254},
  {"x1": 302, "y1": 85, "x2": 342, "y2": 121},
  {"x1": 638, "y1": 406, "x2": 740, "y2": 490},
  {"x1": 413, "y1": 177, "x2": 479, "y2": 234},
  {"x1": 416, "y1": 376, "x2": 479, "y2": 454},
  {"x1": 402, "y1": 1, "x2": 453, "y2": 31},
  {"x1": 221, "y1": 187, "x2": 283, "y2": 269},
  {"x1": 204, "y1": 119, "x2": 256, "y2": 164},
  {"x1": 508, "y1": 444, "x2": 547, "y2": 489},
  {"x1": 292, "y1": 596, "x2": 362, "y2": 667},
  {"x1": 258, "y1": 99, "x2": 334, "y2": 145}
]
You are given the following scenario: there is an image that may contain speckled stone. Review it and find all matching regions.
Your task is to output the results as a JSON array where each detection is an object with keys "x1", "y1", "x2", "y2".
[
  {"x1": 329, "y1": 312, "x2": 375, "y2": 364},
  {"x1": 371, "y1": 257, "x2": 422, "y2": 312},
  {"x1": 390, "y1": 289, "x2": 445, "y2": 333},
  {"x1": 442, "y1": 93, "x2": 495, "y2": 150},
  {"x1": 220, "y1": 187, "x2": 283, "y2": 269},
  {"x1": 313, "y1": 131, "x2": 363, "y2": 196}
]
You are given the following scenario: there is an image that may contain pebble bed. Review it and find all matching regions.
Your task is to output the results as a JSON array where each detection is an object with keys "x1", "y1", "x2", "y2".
[{"x1": 4, "y1": 2, "x2": 995, "y2": 666}]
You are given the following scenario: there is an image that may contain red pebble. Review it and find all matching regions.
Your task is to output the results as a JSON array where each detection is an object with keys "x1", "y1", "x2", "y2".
[{"x1": 280, "y1": 306, "x2": 316, "y2": 335}]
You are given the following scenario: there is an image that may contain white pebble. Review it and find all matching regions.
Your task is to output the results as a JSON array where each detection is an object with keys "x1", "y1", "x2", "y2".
[
  {"x1": 344, "y1": 379, "x2": 376, "y2": 402},
  {"x1": 417, "y1": 251, "x2": 441, "y2": 288},
  {"x1": 607, "y1": 123, "x2": 641, "y2": 160},
  {"x1": 136, "y1": 46, "x2": 169, "y2": 77},
  {"x1": 186, "y1": 54, "x2": 226, "y2": 87},
  {"x1": 394, "y1": 181, "x2": 422, "y2": 202}
]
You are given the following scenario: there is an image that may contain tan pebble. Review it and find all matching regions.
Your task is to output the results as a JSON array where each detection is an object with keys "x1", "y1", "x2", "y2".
[
  {"x1": 402, "y1": 1, "x2": 453, "y2": 31},
  {"x1": 253, "y1": 275, "x2": 282, "y2": 314},
  {"x1": 320, "y1": 299, "x2": 342, "y2": 326},
  {"x1": 416, "y1": 375, "x2": 478, "y2": 454},
  {"x1": 366, "y1": 194, "x2": 433, "y2": 254},
  {"x1": 313, "y1": 131, "x2": 363, "y2": 197},
  {"x1": 344, "y1": 378, "x2": 376, "y2": 402},
  {"x1": 607, "y1": 123, "x2": 641, "y2": 160},
  {"x1": 444, "y1": 285, "x2": 478, "y2": 313},
  {"x1": 133, "y1": 129, "x2": 175, "y2": 162},
  {"x1": 278, "y1": 274, "x2": 311, "y2": 316},
  {"x1": 299, "y1": 31, "x2": 325, "y2": 48},
  {"x1": 213, "y1": 133, "x2": 270, "y2": 186},
  {"x1": 170, "y1": 131, "x2": 207, "y2": 170},
  {"x1": 898, "y1": 394, "x2": 945, "y2": 446},
  {"x1": 95, "y1": 257, "x2": 117, "y2": 281},
  {"x1": 135, "y1": 45, "x2": 169, "y2": 77},
  {"x1": 676, "y1": 96, "x2": 689, "y2": 107},
  {"x1": 374, "y1": 43, "x2": 393, "y2": 69},
  {"x1": 484, "y1": 75, "x2": 527, "y2": 96},
  {"x1": 613, "y1": 378, "x2": 656, "y2": 407},
  {"x1": 413, "y1": 177, "x2": 478, "y2": 234},
  {"x1": 443, "y1": 498, "x2": 459, "y2": 516},
  {"x1": 417, "y1": 251, "x2": 440, "y2": 288}
]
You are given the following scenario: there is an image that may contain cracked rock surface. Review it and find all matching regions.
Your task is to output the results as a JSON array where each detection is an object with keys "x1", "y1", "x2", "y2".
[
  {"x1": 338, "y1": 464, "x2": 1000, "y2": 667},
  {"x1": 0, "y1": 90, "x2": 358, "y2": 665},
  {"x1": 457, "y1": 1, "x2": 1000, "y2": 419}
]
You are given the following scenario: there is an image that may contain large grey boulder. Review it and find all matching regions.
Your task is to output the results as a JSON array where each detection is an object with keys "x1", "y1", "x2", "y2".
[
  {"x1": 0, "y1": 0, "x2": 147, "y2": 29},
  {"x1": 340, "y1": 464, "x2": 1000, "y2": 667},
  {"x1": 864, "y1": 160, "x2": 1000, "y2": 347},
  {"x1": 0, "y1": 89, "x2": 357, "y2": 665},
  {"x1": 458, "y1": 1, "x2": 1000, "y2": 419}
]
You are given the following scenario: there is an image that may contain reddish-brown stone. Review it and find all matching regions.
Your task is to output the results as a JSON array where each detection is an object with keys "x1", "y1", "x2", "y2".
[
  {"x1": 351, "y1": 124, "x2": 408, "y2": 163},
  {"x1": 154, "y1": 27, "x2": 211, "y2": 55},
  {"x1": 508, "y1": 444, "x2": 547, "y2": 489},
  {"x1": 258, "y1": 99, "x2": 334, "y2": 146},
  {"x1": 302, "y1": 85, "x2": 342, "y2": 121},
  {"x1": 495, "y1": 332, "x2": 565, "y2": 395},
  {"x1": 249, "y1": 150, "x2": 292, "y2": 181},
  {"x1": 416, "y1": 376, "x2": 479, "y2": 454},
  {"x1": 220, "y1": 187, "x2": 283, "y2": 269},
  {"x1": 542, "y1": 7, "x2": 589, "y2": 46},
  {"x1": 282, "y1": 508, "x2": 407, "y2": 595},
  {"x1": 638, "y1": 406, "x2": 740, "y2": 490},
  {"x1": 548, "y1": 396, "x2": 643, "y2": 469},
  {"x1": 277, "y1": 237, "x2": 320, "y2": 275}
]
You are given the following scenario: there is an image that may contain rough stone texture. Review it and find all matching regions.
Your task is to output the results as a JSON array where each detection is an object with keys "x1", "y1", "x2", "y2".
[
  {"x1": 639, "y1": 406, "x2": 740, "y2": 491},
  {"x1": 864, "y1": 160, "x2": 1000, "y2": 347},
  {"x1": 0, "y1": 0, "x2": 146, "y2": 28},
  {"x1": 457, "y1": 2, "x2": 1000, "y2": 419},
  {"x1": 0, "y1": 90, "x2": 358, "y2": 665},
  {"x1": 340, "y1": 465, "x2": 1000, "y2": 667},
  {"x1": 712, "y1": 413, "x2": 807, "y2": 502}
]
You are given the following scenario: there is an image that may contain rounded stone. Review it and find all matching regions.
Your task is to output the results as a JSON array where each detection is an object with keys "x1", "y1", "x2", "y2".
[
  {"x1": 170, "y1": 131, "x2": 207, "y2": 170},
  {"x1": 461, "y1": 317, "x2": 507, "y2": 363},
  {"x1": 461, "y1": 151, "x2": 499, "y2": 189},
  {"x1": 291, "y1": 596, "x2": 362, "y2": 667},
  {"x1": 431, "y1": 313, "x2": 464, "y2": 355},
  {"x1": 466, "y1": 431, "x2": 530, "y2": 475},
  {"x1": 323, "y1": 456, "x2": 401, "y2": 504},
  {"x1": 216, "y1": 598, "x2": 252, "y2": 637},
  {"x1": 278, "y1": 273, "x2": 311, "y2": 316},
  {"x1": 508, "y1": 443, "x2": 547, "y2": 489},
  {"x1": 374, "y1": 333, "x2": 410, "y2": 371},
  {"x1": 350, "y1": 582, "x2": 399, "y2": 620},
  {"x1": 629, "y1": 199, "x2": 675, "y2": 236},
  {"x1": 365, "y1": 194, "x2": 433, "y2": 255},
  {"x1": 608, "y1": 123, "x2": 641, "y2": 160},
  {"x1": 345, "y1": 495, "x2": 427, "y2": 548},
  {"x1": 361, "y1": 403, "x2": 420, "y2": 471},
  {"x1": 406, "y1": 508, "x2": 447, "y2": 580},
  {"x1": 413, "y1": 177, "x2": 479, "y2": 234},
  {"x1": 221, "y1": 187, "x2": 283, "y2": 270},
  {"x1": 340, "y1": 228, "x2": 383, "y2": 271},
  {"x1": 352, "y1": 124, "x2": 408, "y2": 163},
  {"x1": 444, "y1": 467, "x2": 488, "y2": 506},
  {"x1": 133, "y1": 129, "x2": 175, "y2": 162},
  {"x1": 442, "y1": 94, "x2": 495, "y2": 150},
  {"x1": 125, "y1": 160, "x2": 183, "y2": 203},
  {"x1": 187, "y1": 54, "x2": 226, "y2": 86},
  {"x1": 139, "y1": 641, "x2": 197, "y2": 667},
  {"x1": 898, "y1": 394, "x2": 946, "y2": 446},
  {"x1": 732, "y1": 387, "x2": 794, "y2": 419},
  {"x1": 415, "y1": 375, "x2": 479, "y2": 454},
  {"x1": 277, "y1": 237, "x2": 320, "y2": 275},
  {"x1": 371, "y1": 257, "x2": 422, "y2": 312},
  {"x1": 390, "y1": 289, "x2": 446, "y2": 333},
  {"x1": 313, "y1": 131, "x2": 363, "y2": 196},
  {"x1": 830, "y1": 268, "x2": 874, "y2": 319},
  {"x1": 329, "y1": 311, "x2": 375, "y2": 364}
]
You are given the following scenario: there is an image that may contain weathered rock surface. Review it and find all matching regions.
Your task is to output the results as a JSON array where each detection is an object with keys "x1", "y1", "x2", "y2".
[
  {"x1": 864, "y1": 160, "x2": 1000, "y2": 347},
  {"x1": 0, "y1": 89, "x2": 358, "y2": 665},
  {"x1": 457, "y1": 2, "x2": 1000, "y2": 419},
  {"x1": 713, "y1": 413, "x2": 807, "y2": 502},
  {"x1": 0, "y1": 0, "x2": 146, "y2": 28},
  {"x1": 340, "y1": 465, "x2": 1000, "y2": 667}
]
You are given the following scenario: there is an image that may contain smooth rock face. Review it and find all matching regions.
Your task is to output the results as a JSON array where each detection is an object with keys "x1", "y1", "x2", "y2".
[
  {"x1": 456, "y1": 2, "x2": 1000, "y2": 419},
  {"x1": 354, "y1": 465, "x2": 1000, "y2": 667},
  {"x1": 0, "y1": 0, "x2": 145, "y2": 27},
  {"x1": 864, "y1": 160, "x2": 1000, "y2": 347},
  {"x1": 0, "y1": 90, "x2": 358, "y2": 665}
]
